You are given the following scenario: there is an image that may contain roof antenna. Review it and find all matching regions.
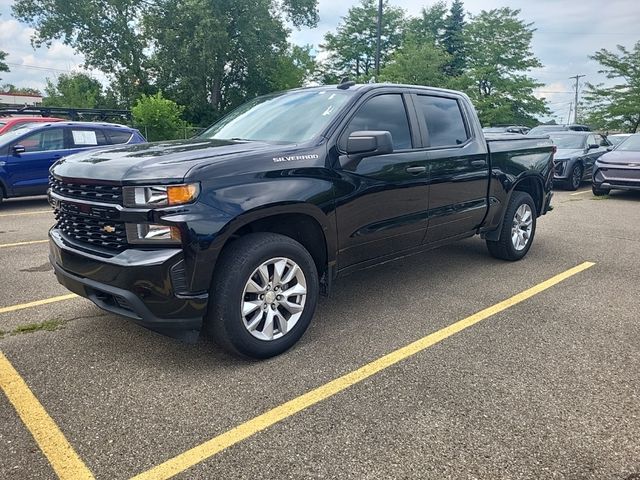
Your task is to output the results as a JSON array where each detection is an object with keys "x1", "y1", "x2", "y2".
[{"x1": 337, "y1": 77, "x2": 356, "y2": 90}]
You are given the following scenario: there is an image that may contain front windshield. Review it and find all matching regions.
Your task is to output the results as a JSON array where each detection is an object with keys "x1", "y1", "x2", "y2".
[
  {"x1": 608, "y1": 135, "x2": 628, "y2": 146},
  {"x1": 549, "y1": 134, "x2": 586, "y2": 149},
  {"x1": 616, "y1": 134, "x2": 640, "y2": 151},
  {"x1": 200, "y1": 90, "x2": 352, "y2": 144}
]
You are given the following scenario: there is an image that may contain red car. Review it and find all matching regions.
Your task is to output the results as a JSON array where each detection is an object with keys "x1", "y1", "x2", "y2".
[{"x1": 0, "y1": 117, "x2": 64, "y2": 135}]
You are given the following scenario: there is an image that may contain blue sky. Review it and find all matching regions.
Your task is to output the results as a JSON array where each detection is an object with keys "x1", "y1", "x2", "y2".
[{"x1": 1, "y1": 0, "x2": 638, "y2": 122}]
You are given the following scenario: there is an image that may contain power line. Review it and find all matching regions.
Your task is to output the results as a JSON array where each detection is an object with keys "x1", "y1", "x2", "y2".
[{"x1": 5, "y1": 62, "x2": 73, "y2": 74}]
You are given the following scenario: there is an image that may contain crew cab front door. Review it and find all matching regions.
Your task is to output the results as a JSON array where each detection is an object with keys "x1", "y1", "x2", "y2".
[
  {"x1": 5, "y1": 126, "x2": 67, "y2": 196},
  {"x1": 333, "y1": 92, "x2": 429, "y2": 268},
  {"x1": 413, "y1": 94, "x2": 490, "y2": 244}
]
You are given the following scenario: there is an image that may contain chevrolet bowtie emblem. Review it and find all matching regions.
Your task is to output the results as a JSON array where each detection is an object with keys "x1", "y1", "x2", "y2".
[{"x1": 102, "y1": 225, "x2": 116, "y2": 233}]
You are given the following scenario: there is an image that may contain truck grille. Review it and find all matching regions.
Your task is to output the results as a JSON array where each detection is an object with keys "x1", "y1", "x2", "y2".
[
  {"x1": 55, "y1": 210, "x2": 128, "y2": 251},
  {"x1": 50, "y1": 176, "x2": 122, "y2": 204}
]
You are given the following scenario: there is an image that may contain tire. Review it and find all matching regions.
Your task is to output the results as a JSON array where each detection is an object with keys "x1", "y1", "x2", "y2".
[
  {"x1": 206, "y1": 232, "x2": 319, "y2": 359},
  {"x1": 592, "y1": 184, "x2": 610, "y2": 196},
  {"x1": 566, "y1": 163, "x2": 583, "y2": 191},
  {"x1": 486, "y1": 191, "x2": 537, "y2": 261}
]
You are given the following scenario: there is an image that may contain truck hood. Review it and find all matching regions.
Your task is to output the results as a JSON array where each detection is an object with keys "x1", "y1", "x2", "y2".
[
  {"x1": 598, "y1": 150, "x2": 640, "y2": 165},
  {"x1": 51, "y1": 139, "x2": 288, "y2": 183},
  {"x1": 555, "y1": 148, "x2": 584, "y2": 160}
]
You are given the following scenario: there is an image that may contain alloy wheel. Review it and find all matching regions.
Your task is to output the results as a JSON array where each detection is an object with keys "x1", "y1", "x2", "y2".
[{"x1": 511, "y1": 204, "x2": 533, "y2": 251}]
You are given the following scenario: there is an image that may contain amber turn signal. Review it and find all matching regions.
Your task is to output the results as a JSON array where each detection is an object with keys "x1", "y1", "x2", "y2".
[{"x1": 167, "y1": 184, "x2": 199, "y2": 205}]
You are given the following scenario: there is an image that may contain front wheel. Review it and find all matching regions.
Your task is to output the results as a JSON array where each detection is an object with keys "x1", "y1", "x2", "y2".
[
  {"x1": 486, "y1": 191, "x2": 537, "y2": 261},
  {"x1": 592, "y1": 184, "x2": 610, "y2": 196},
  {"x1": 566, "y1": 163, "x2": 583, "y2": 191},
  {"x1": 206, "y1": 232, "x2": 319, "y2": 359}
]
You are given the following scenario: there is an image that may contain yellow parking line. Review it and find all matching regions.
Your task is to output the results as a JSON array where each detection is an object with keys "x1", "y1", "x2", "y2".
[
  {"x1": 569, "y1": 190, "x2": 590, "y2": 196},
  {"x1": 0, "y1": 210, "x2": 51, "y2": 218},
  {"x1": 0, "y1": 294, "x2": 78, "y2": 315},
  {"x1": 0, "y1": 239, "x2": 49, "y2": 249},
  {"x1": 131, "y1": 261, "x2": 596, "y2": 480},
  {"x1": 0, "y1": 352, "x2": 95, "y2": 479}
]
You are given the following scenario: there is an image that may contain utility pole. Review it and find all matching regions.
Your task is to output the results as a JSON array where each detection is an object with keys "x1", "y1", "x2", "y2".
[
  {"x1": 569, "y1": 74, "x2": 585, "y2": 124},
  {"x1": 375, "y1": 0, "x2": 383, "y2": 79}
]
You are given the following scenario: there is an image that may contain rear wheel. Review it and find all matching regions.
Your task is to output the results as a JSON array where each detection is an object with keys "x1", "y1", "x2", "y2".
[
  {"x1": 486, "y1": 191, "x2": 537, "y2": 261},
  {"x1": 592, "y1": 185, "x2": 610, "y2": 196},
  {"x1": 566, "y1": 163, "x2": 583, "y2": 191},
  {"x1": 207, "y1": 232, "x2": 319, "y2": 359}
]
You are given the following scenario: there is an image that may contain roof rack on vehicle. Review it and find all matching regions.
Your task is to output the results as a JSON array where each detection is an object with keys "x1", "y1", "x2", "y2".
[{"x1": 0, "y1": 106, "x2": 132, "y2": 121}]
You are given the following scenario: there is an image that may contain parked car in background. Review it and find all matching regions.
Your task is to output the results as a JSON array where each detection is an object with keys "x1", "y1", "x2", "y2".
[
  {"x1": 607, "y1": 133, "x2": 632, "y2": 147},
  {"x1": 483, "y1": 125, "x2": 530, "y2": 135},
  {"x1": 593, "y1": 133, "x2": 640, "y2": 196},
  {"x1": 0, "y1": 122, "x2": 145, "y2": 204},
  {"x1": 550, "y1": 131, "x2": 612, "y2": 190},
  {"x1": 528, "y1": 124, "x2": 591, "y2": 135},
  {"x1": 0, "y1": 116, "x2": 64, "y2": 135}
]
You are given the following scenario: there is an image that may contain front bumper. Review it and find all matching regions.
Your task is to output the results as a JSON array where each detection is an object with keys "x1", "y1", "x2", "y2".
[
  {"x1": 49, "y1": 229, "x2": 208, "y2": 341},
  {"x1": 593, "y1": 163, "x2": 640, "y2": 191}
]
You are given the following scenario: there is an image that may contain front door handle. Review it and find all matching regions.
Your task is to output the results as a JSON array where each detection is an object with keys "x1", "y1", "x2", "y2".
[
  {"x1": 470, "y1": 159, "x2": 487, "y2": 167},
  {"x1": 405, "y1": 165, "x2": 427, "y2": 174}
]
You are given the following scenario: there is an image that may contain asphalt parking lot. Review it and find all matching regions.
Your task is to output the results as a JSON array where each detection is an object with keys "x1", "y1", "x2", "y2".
[{"x1": 1, "y1": 187, "x2": 639, "y2": 480}]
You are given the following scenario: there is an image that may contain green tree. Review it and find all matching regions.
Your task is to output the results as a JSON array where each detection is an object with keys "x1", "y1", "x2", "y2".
[
  {"x1": 582, "y1": 41, "x2": 640, "y2": 133},
  {"x1": 144, "y1": 0, "x2": 318, "y2": 125},
  {"x1": 12, "y1": 0, "x2": 150, "y2": 106},
  {"x1": 443, "y1": 0, "x2": 465, "y2": 76},
  {"x1": 42, "y1": 73, "x2": 108, "y2": 108},
  {"x1": 0, "y1": 15, "x2": 9, "y2": 80},
  {"x1": 132, "y1": 92, "x2": 189, "y2": 141},
  {"x1": 380, "y1": 34, "x2": 451, "y2": 87},
  {"x1": 0, "y1": 84, "x2": 42, "y2": 96},
  {"x1": 406, "y1": 2, "x2": 447, "y2": 44},
  {"x1": 321, "y1": 0, "x2": 406, "y2": 80},
  {"x1": 463, "y1": 8, "x2": 549, "y2": 126}
]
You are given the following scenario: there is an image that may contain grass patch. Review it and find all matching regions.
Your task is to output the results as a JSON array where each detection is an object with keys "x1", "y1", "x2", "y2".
[{"x1": 12, "y1": 319, "x2": 65, "y2": 335}]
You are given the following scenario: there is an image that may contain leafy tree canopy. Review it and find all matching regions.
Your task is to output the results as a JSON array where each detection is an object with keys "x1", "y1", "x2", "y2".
[
  {"x1": 582, "y1": 41, "x2": 640, "y2": 133},
  {"x1": 322, "y1": 0, "x2": 405, "y2": 80},
  {"x1": 463, "y1": 8, "x2": 549, "y2": 126},
  {"x1": 132, "y1": 92, "x2": 189, "y2": 142},
  {"x1": 42, "y1": 72, "x2": 112, "y2": 108},
  {"x1": 0, "y1": 83, "x2": 42, "y2": 96}
]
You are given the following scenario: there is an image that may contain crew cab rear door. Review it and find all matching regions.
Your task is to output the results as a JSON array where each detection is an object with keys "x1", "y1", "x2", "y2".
[
  {"x1": 412, "y1": 93, "x2": 490, "y2": 243},
  {"x1": 333, "y1": 91, "x2": 429, "y2": 268}
]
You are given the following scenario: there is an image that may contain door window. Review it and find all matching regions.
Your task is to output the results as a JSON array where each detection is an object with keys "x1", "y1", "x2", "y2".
[
  {"x1": 341, "y1": 94, "x2": 412, "y2": 151},
  {"x1": 415, "y1": 95, "x2": 469, "y2": 147},
  {"x1": 18, "y1": 128, "x2": 65, "y2": 152}
]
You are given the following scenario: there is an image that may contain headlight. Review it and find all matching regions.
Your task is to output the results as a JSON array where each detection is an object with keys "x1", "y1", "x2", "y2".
[
  {"x1": 123, "y1": 183, "x2": 200, "y2": 208},
  {"x1": 125, "y1": 223, "x2": 182, "y2": 244}
]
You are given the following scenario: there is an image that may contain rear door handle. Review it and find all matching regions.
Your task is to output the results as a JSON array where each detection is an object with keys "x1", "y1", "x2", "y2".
[
  {"x1": 405, "y1": 165, "x2": 427, "y2": 174},
  {"x1": 470, "y1": 159, "x2": 487, "y2": 167}
]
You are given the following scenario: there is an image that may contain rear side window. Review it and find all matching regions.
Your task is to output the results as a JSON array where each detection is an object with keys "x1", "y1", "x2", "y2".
[
  {"x1": 341, "y1": 94, "x2": 412, "y2": 151},
  {"x1": 105, "y1": 129, "x2": 133, "y2": 145},
  {"x1": 416, "y1": 95, "x2": 469, "y2": 147},
  {"x1": 71, "y1": 129, "x2": 109, "y2": 147}
]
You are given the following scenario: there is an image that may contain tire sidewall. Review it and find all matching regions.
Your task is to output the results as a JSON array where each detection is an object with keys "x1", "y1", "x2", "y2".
[
  {"x1": 569, "y1": 164, "x2": 583, "y2": 190},
  {"x1": 212, "y1": 235, "x2": 319, "y2": 358},
  {"x1": 504, "y1": 192, "x2": 537, "y2": 260}
]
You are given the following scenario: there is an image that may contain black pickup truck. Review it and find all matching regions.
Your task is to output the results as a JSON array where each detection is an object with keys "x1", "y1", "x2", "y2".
[{"x1": 48, "y1": 83, "x2": 554, "y2": 358}]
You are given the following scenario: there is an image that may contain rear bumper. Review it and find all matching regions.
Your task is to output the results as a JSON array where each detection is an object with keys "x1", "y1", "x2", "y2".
[
  {"x1": 49, "y1": 229, "x2": 208, "y2": 341},
  {"x1": 593, "y1": 163, "x2": 640, "y2": 191}
]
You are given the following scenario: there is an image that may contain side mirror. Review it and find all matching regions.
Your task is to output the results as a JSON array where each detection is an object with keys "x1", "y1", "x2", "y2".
[
  {"x1": 346, "y1": 131, "x2": 393, "y2": 157},
  {"x1": 12, "y1": 145, "x2": 26, "y2": 155},
  {"x1": 606, "y1": 146, "x2": 613, "y2": 152},
  {"x1": 588, "y1": 144, "x2": 599, "y2": 150}
]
